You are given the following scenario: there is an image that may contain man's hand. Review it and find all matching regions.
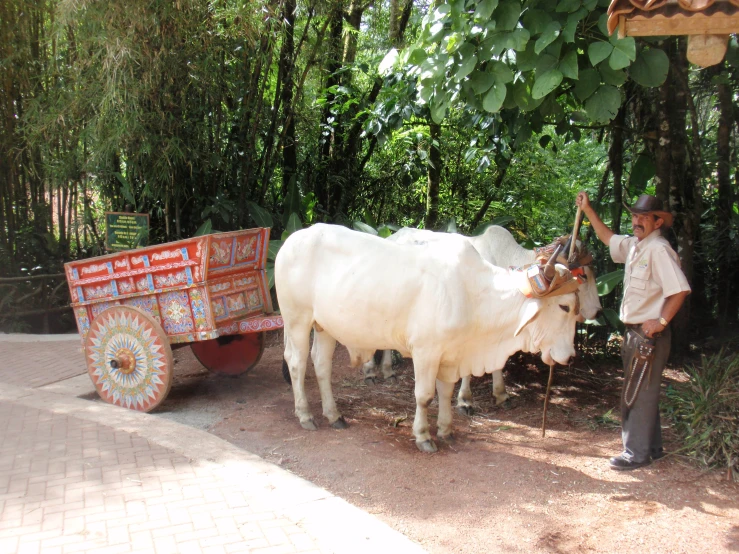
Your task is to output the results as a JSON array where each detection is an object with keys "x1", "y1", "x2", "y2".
[
  {"x1": 576, "y1": 190, "x2": 613, "y2": 246},
  {"x1": 642, "y1": 319, "x2": 665, "y2": 338},
  {"x1": 576, "y1": 191, "x2": 592, "y2": 211}
]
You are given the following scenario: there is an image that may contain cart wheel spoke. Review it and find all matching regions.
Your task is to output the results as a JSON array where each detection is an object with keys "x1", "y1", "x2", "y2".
[
  {"x1": 190, "y1": 332, "x2": 265, "y2": 376},
  {"x1": 85, "y1": 305, "x2": 173, "y2": 412}
]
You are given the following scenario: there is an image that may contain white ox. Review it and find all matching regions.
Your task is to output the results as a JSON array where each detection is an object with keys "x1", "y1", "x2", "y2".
[
  {"x1": 363, "y1": 225, "x2": 602, "y2": 410},
  {"x1": 275, "y1": 223, "x2": 581, "y2": 452}
]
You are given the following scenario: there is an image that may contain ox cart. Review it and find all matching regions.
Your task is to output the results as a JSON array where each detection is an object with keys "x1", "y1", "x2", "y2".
[{"x1": 65, "y1": 228, "x2": 283, "y2": 412}]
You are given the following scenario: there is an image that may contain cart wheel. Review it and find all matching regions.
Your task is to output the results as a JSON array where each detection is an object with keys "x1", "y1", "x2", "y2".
[
  {"x1": 190, "y1": 332, "x2": 265, "y2": 376},
  {"x1": 282, "y1": 360, "x2": 291, "y2": 384},
  {"x1": 85, "y1": 305, "x2": 173, "y2": 412}
]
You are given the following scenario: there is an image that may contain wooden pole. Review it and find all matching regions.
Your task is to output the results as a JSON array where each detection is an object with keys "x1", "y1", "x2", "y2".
[
  {"x1": 541, "y1": 364, "x2": 555, "y2": 437},
  {"x1": 569, "y1": 206, "x2": 582, "y2": 262}
]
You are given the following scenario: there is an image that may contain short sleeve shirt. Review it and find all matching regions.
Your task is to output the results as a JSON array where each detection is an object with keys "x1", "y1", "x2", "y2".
[{"x1": 609, "y1": 231, "x2": 691, "y2": 325}]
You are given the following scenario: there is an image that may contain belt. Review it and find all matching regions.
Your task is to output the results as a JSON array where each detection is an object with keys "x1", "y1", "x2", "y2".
[{"x1": 625, "y1": 323, "x2": 642, "y2": 329}]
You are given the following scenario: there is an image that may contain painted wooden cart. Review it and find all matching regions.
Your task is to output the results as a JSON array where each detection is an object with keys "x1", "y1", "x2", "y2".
[{"x1": 64, "y1": 228, "x2": 283, "y2": 412}]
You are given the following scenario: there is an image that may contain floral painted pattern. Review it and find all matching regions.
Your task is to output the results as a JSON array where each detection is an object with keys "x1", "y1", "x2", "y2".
[
  {"x1": 86, "y1": 308, "x2": 171, "y2": 411},
  {"x1": 189, "y1": 288, "x2": 210, "y2": 331},
  {"x1": 159, "y1": 290, "x2": 194, "y2": 334},
  {"x1": 153, "y1": 271, "x2": 188, "y2": 289},
  {"x1": 235, "y1": 236, "x2": 256, "y2": 263},
  {"x1": 126, "y1": 296, "x2": 161, "y2": 322},
  {"x1": 209, "y1": 241, "x2": 232, "y2": 266}
]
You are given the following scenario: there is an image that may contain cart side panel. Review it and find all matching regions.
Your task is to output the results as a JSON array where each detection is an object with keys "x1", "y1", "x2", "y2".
[
  {"x1": 72, "y1": 284, "x2": 215, "y2": 345},
  {"x1": 206, "y1": 269, "x2": 272, "y2": 334},
  {"x1": 205, "y1": 228, "x2": 270, "y2": 278}
]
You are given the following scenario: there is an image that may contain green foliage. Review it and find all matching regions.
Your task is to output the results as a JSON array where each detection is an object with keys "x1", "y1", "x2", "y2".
[
  {"x1": 391, "y1": 0, "x2": 668, "y2": 131},
  {"x1": 664, "y1": 351, "x2": 739, "y2": 481},
  {"x1": 596, "y1": 269, "x2": 625, "y2": 296}
]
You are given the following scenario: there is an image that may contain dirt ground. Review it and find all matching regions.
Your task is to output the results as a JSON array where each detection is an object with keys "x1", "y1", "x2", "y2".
[{"x1": 163, "y1": 333, "x2": 739, "y2": 554}]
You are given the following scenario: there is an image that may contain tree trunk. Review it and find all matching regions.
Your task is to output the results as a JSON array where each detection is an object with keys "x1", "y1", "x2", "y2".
[
  {"x1": 665, "y1": 38, "x2": 694, "y2": 357},
  {"x1": 716, "y1": 66, "x2": 735, "y2": 331},
  {"x1": 425, "y1": 122, "x2": 442, "y2": 229},
  {"x1": 279, "y1": 0, "x2": 297, "y2": 206}
]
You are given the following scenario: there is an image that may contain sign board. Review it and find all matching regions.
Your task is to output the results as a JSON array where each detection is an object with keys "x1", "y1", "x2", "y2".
[{"x1": 105, "y1": 212, "x2": 149, "y2": 251}]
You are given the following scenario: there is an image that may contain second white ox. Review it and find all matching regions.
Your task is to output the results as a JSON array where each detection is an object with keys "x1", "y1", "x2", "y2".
[
  {"x1": 364, "y1": 225, "x2": 602, "y2": 409},
  {"x1": 275, "y1": 223, "x2": 581, "y2": 452}
]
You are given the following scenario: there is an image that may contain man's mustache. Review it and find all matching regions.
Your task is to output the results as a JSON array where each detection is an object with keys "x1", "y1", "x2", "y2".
[{"x1": 634, "y1": 225, "x2": 644, "y2": 232}]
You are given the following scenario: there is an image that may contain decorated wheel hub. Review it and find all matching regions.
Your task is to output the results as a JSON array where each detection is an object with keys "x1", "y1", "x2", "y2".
[{"x1": 85, "y1": 306, "x2": 173, "y2": 412}]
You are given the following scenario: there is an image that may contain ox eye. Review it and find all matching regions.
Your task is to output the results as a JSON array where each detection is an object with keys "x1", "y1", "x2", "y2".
[{"x1": 559, "y1": 304, "x2": 570, "y2": 313}]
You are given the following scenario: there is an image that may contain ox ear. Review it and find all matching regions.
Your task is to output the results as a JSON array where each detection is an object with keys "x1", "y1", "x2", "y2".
[{"x1": 514, "y1": 300, "x2": 541, "y2": 337}]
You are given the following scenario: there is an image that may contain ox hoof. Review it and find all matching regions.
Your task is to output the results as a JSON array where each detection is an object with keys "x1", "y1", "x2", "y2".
[
  {"x1": 494, "y1": 394, "x2": 511, "y2": 406},
  {"x1": 415, "y1": 440, "x2": 438, "y2": 453},
  {"x1": 300, "y1": 418, "x2": 318, "y2": 431},
  {"x1": 385, "y1": 375, "x2": 398, "y2": 384},
  {"x1": 456, "y1": 404, "x2": 474, "y2": 416},
  {"x1": 364, "y1": 377, "x2": 378, "y2": 386},
  {"x1": 438, "y1": 433, "x2": 454, "y2": 443},
  {"x1": 331, "y1": 416, "x2": 349, "y2": 429}
]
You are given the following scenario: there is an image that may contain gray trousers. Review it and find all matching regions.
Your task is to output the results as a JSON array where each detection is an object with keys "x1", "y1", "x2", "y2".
[{"x1": 620, "y1": 326, "x2": 672, "y2": 463}]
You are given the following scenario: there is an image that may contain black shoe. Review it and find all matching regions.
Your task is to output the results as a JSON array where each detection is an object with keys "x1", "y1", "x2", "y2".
[
  {"x1": 609, "y1": 455, "x2": 652, "y2": 471},
  {"x1": 651, "y1": 450, "x2": 665, "y2": 461}
]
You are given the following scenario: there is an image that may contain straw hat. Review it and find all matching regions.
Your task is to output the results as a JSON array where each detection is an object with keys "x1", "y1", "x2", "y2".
[{"x1": 623, "y1": 194, "x2": 673, "y2": 228}]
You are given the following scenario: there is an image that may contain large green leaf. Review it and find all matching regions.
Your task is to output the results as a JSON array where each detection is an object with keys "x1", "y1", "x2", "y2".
[
  {"x1": 430, "y1": 95, "x2": 449, "y2": 123},
  {"x1": 407, "y1": 48, "x2": 427, "y2": 66},
  {"x1": 474, "y1": 0, "x2": 499, "y2": 21},
  {"x1": 455, "y1": 51, "x2": 478, "y2": 81},
  {"x1": 285, "y1": 212, "x2": 302, "y2": 236},
  {"x1": 490, "y1": 60, "x2": 514, "y2": 83},
  {"x1": 602, "y1": 307, "x2": 625, "y2": 333},
  {"x1": 194, "y1": 219, "x2": 213, "y2": 236},
  {"x1": 247, "y1": 201, "x2": 274, "y2": 228},
  {"x1": 629, "y1": 153, "x2": 656, "y2": 191},
  {"x1": 353, "y1": 221, "x2": 378, "y2": 235},
  {"x1": 559, "y1": 49, "x2": 578, "y2": 79},
  {"x1": 599, "y1": 62, "x2": 627, "y2": 86},
  {"x1": 497, "y1": 1, "x2": 522, "y2": 31},
  {"x1": 535, "y1": 21, "x2": 561, "y2": 54},
  {"x1": 596, "y1": 269, "x2": 625, "y2": 296},
  {"x1": 609, "y1": 37, "x2": 636, "y2": 70},
  {"x1": 726, "y1": 36, "x2": 739, "y2": 67},
  {"x1": 522, "y1": 9, "x2": 550, "y2": 36},
  {"x1": 482, "y1": 81, "x2": 507, "y2": 112},
  {"x1": 469, "y1": 71, "x2": 496, "y2": 94},
  {"x1": 513, "y1": 79, "x2": 545, "y2": 111},
  {"x1": 283, "y1": 174, "x2": 302, "y2": 226},
  {"x1": 574, "y1": 68, "x2": 600, "y2": 101},
  {"x1": 556, "y1": 0, "x2": 581, "y2": 13},
  {"x1": 563, "y1": 8, "x2": 588, "y2": 43},
  {"x1": 629, "y1": 48, "x2": 669, "y2": 87},
  {"x1": 378, "y1": 224, "x2": 398, "y2": 238},
  {"x1": 588, "y1": 42, "x2": 613, "y2": 66},
  {"x1": 268, "y1": 240, "x2": 284, "y2": 261},
  {"x1": 532, "y1": 68, "x2": 563, "y2": 99},
  {"x1": 585, "y1": 85, "x2": 621, "y2": 122}
]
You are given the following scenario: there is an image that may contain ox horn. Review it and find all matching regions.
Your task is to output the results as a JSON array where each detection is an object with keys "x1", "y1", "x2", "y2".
[{"x1": 542, "y1": 243, "x2": 563, "y2": 281}]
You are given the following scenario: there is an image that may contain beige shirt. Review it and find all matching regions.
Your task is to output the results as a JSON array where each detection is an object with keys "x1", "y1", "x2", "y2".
[{"x1": 609, "y1": 231, "x2": 691, "y2": 325}]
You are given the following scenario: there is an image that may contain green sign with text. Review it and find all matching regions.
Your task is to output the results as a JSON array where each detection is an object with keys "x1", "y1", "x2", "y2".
[{"x1": 105, "y1": 212, "x2": 149, "y2": 251}]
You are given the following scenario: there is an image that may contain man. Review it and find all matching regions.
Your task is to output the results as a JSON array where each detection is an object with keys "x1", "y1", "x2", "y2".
[{"x1": 576, "y1": 192, "x2": 691, "y2": 471}]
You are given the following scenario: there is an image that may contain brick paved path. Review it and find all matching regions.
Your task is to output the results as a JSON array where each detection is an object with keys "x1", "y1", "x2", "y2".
[
  {"x1": 0, "y1": 336, "x2": 426, "y2": 554},
  {"x1": 0, "y1": 335, "x2": 86, "y2": 388}
]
